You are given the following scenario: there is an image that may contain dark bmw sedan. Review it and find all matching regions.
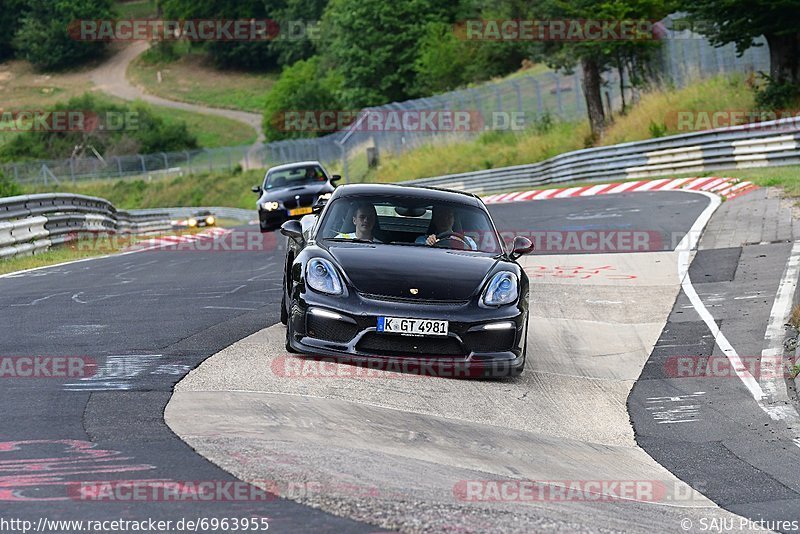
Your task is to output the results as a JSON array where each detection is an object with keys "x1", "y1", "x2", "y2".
[
  {"x1": 278, "y1": 183, "x2": 534, "y2": 377},
  {"x1": 252, "y1": 161, "x2": 340, "y2": 232}
]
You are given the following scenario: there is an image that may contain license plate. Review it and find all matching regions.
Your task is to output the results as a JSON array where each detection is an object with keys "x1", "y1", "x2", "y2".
[
  {"x1": 288, "y1": 206, "x2": 313, "y2": 216},
  {"x1": 377, "y1": 317, "x2": 448, "y2": 336}
]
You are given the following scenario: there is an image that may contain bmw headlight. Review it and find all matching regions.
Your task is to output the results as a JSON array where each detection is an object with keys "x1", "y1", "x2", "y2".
[
  {"x1": 482, "y1": 271, "x2": 518, "y2": 306},
  {"x1": 306, "y1": 258, "x2": 344, "y2": 295},
  {"x1": 261, "y1": 201, "x2": 280, "y2": 211}
]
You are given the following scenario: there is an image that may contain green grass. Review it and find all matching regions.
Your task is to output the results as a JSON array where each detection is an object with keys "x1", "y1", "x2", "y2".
[
  {"x1": 114, "y1": 0, "x2": 157, "y2": 19},
  {"x1": 722, "y1": 165, "x2": 800, "y2": 198},
  {"x1": 14, "y1": 74, "x2": 800, "y2": 207},
  {"x1": 22, "y1": 170, "x2": 265, "y2": 210},
  {"x1": 0, "y1": 226, "x2": 218, "y2": 275},
  {"x1": 155, "y1": 106, "x2": 257, "y2": 147},
  {"x1": 128, "y1": 49, "x2": 277, "y2": 113},
  {"x1": 0, "y1": 246, "x2": 119, "y2": 275},
  {"x1": 360, "y1": 75, "x2": 757, "y2": 184}
]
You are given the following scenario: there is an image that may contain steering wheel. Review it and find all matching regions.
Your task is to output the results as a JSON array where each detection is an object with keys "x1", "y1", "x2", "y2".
[{"x1": 433, "y1": 231, "x2": 471, "y2": 250}]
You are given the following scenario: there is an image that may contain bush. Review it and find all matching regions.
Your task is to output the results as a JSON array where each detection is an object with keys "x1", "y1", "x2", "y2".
[
  {"x1": 755, "y1": 75, "x2": 800, "y2": 110},
  {"x1": 0, "y1": 171, "x2": 22, "y2": 198},
  {"x1": 0, "y1": 94, "x2": 198, "y2": 162},
  {"x1": 262, "y1": 57, "x2": 344, "y2": 142}
]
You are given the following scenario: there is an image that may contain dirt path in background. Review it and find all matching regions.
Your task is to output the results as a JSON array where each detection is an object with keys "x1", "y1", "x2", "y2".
[{"x1": 89, "y1": 42, "x2": 265, "y2": 145}]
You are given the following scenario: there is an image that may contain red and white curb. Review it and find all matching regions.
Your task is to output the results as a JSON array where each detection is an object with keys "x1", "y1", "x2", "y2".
[
  {"x1": 482, "y1": 177, "x2": 758, "y2": 205},
  {"x1": 129, "y1": 228, "x2": 232, "y2": 250}
]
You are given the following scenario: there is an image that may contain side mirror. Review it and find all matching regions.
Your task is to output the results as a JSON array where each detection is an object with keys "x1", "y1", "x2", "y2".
[
  {"x1": 251, "y1": 185, "x2": 262, "y2": 194},
  {"x1": 510, "y1": 236, "x2": 534, "y2": 260},
  {"x1": 330, "y1": 174, "x2": 342, "y2": 184},
  {"x1": 280, "y1": 219, "x2": 303, "y2": 243}
]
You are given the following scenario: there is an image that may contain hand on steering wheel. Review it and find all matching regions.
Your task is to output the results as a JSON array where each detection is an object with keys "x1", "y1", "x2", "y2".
[{"x1": 431, "y1": 231, "x2": 471, "y2": 249}]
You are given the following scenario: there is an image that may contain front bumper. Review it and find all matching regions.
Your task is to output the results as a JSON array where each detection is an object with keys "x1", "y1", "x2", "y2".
[
  {"x1": 287, "y1": 290, "x2": 527, "y2": 377},
  {"x1": 259, "y1": 208, "x2": 314, "y2": 231}
]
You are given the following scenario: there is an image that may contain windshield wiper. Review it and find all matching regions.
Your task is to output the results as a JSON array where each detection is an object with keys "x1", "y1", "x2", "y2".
[{"x1": 325, "y1": 237, "x2": 378, "y2": 244}]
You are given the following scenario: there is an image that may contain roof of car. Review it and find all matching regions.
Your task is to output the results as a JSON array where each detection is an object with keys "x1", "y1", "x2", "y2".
[
  {"x1": 330, "y1": 183, "x2": 482, "y2": 206},
  {"x1": 266, "y1": 161, "x2": 324, "y2": 173}
]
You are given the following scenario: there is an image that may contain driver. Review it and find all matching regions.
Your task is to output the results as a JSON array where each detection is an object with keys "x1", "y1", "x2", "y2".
[
  {"x1": 416, "y1": 205, "x2": 477, "y2": 250},
  {"x1": 335, "y1": 202, "x2": 382, "y2": 242},
  {"x1": 305, "y1": 166, "x2": 323, "y2": 181}
]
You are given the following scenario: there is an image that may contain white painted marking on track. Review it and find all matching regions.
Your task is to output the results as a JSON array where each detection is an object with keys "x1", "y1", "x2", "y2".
[
  {"x1": 759, "y1": 241, "x2": 800, "y2": 405},
  {"x1": 676, "y1": 191, "x2": 800, "y2": 443}
]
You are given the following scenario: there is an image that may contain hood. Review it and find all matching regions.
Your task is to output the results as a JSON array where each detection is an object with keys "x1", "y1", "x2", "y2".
[
  {"x1": 260, "y1": 182, "x2": 329, "y2": 202},
  {"x1": 326, "y1": 244, "x2": 499, "y2": 301}
]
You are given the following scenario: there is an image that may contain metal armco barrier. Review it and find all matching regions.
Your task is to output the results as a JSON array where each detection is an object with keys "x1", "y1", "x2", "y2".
[
  {"x1": 404, "y1": 117, "x2": 800, "y2": 194},
  {"x1": 129, "y1": 207, "x2": 256, "y2": 223},
  {"x1": 0, "y1": 194, "x2": 170, "y2": 260}
]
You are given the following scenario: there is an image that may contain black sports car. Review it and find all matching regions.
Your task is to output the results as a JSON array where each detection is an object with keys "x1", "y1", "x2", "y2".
[
  {"x1": 252, "y1": 161, "x2": 340, "y2": 232},
  {"x1": 278, "y1": 183, "x2": 534, "y2": 377}
]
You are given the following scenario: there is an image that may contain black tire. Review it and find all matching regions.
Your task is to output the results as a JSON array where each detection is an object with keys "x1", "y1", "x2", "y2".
[
  {"x1": 280, "y1": 290, "x2": 288, "y2": 326},
  {"x1": 284, "y1": 297, "x2": 298, "y2": 353}
]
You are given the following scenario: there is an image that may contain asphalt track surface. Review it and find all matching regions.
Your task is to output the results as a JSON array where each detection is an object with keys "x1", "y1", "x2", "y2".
[{"x1": 0, "y1": 190, "x2": 796, "y2": 532}]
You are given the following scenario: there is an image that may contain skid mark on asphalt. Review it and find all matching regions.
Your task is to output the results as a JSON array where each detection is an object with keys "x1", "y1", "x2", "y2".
[
  {"x1": 62, "y1": 354, "x2": 189, "y2": 391},
  {"x1": 645, "y1": 392, "x2": 706, "y2": 425}
]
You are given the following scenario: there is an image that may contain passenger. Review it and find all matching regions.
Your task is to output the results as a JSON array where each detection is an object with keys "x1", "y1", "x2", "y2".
[
  {"x1": 416, "y1": 205, "x2": 477, "y2": 250},
  {"x1": 335, "y1": 202, "x2": 381, "y2": 242}
]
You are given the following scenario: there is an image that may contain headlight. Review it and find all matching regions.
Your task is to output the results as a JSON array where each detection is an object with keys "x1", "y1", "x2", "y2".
[
  {"x1": 306, "y1": 258, "x2": 344, "y2": 295},
  {"x1": 261, "y1": 201, "x2": 280, "y2": 211},
  {"x1": 206, "y1": 216, "x2": 215, "y2": 225},
  {"x1": 482, "y1": 271, "x2": 518, "y2": 306},
  {"x1": 187, "y1": 218, "x2": 197, "y2": 227}
]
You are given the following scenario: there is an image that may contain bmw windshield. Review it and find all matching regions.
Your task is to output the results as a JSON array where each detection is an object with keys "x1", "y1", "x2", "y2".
[{"x1": 264, "y1": 165, "x2": 327, "y2": 189}]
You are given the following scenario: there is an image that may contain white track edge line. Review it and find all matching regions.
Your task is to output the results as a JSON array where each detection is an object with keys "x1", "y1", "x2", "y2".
[{"x1": 676, "y1": 191, "x2": 800, "y2": 444}]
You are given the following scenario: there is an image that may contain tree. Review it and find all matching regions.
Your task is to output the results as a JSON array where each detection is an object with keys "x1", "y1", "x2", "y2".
[
  {"x1": 678, "y1": 0, "x2": 800, "y2": 87},
  {"x1": 320, "y1": 0, "x2": 451, "y2": 107},
  {"x1": 262, "y1": 57, "x2": 344, "y2": 141},
  {"x1": 161, "y1": 0, "x2": 282, "y2": 70},
  {"x1": 413, "y1": 21, "x2": 527, "y2": 94},
  {"x1": 13, "y1": 0, "x2": 113, "y2": 70},
  {"x1": 0, "y1": 0, "x2": 27, "y2": 60},
  {"x1": 270, "y1": 0, "x2": 329, "y2": 67},
  {"x1": 535, "y1": 0, "x2": 674, "y2": 140}
]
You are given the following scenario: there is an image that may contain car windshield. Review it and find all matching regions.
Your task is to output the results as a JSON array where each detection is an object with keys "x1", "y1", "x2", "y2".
[
  {"x1": 317, "y1": 195, "x2": 502, "y2": 253},
  {"x1": 264, "y1": 165, "x2": 327, "y2": 189}
]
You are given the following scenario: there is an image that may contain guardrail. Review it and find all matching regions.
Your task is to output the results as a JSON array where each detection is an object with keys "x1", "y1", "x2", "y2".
[
  {"x1": 405, "y1": 117, "x2": 800, "y2": 194},
  {"x1": 0, "y1": 194, "x2": 171, "y2": 260},
  {"x1": 129, "y1": 207, "x2": 256, "y2": 223}
]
